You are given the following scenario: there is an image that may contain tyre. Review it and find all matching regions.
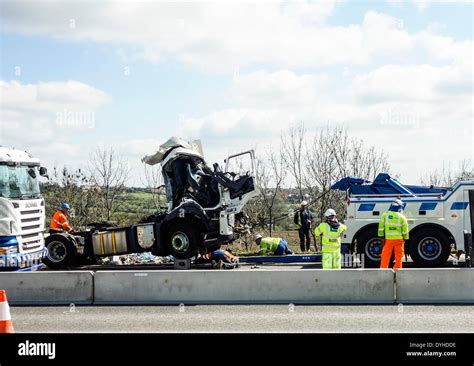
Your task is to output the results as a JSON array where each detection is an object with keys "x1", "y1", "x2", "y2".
[
  {"x1": 42, "y1": 234, "x2": 77, "y2": 269},
  {"x1": 409, "y1": 228, "x2": 451, "y2": 267},
  {"x1": 166, "y1": 222, "x2": 201, "y2": 259},
  {"x1": 356, "y1": 226, "x2": 384, "y2": 268}
]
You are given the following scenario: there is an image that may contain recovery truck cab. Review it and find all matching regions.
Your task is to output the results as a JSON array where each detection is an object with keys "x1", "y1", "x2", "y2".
[
  {"x1": 0, "y1": 147, "x2": 48, "y2": 270},
  {"x1": 43, "y1": 137, "x2": 259, "y2": 268},
  {"x1": 332, "y1": 173, "x2": 474, "y2": 267}
]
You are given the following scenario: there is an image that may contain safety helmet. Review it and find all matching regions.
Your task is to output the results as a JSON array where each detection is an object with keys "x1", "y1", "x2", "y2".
[
  {"x1": 301, "y1": 200, "x2": 308, "y2": 206},
  {"x1": 60, "y1": 203, "x2": 71, "y2": 210},
  {"x1": 255, "y1": 234, "x2": 263, "y2": 241},
  {"x1": 392, "y1": 199, "x2": 404, "y2": 207},
  {"x1": 324, "y1": 208, "x2": 336, "y2": 217}
]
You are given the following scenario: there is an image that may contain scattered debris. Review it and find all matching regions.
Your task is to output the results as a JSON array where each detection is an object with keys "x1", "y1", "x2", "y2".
[{"x1": 98, "y1": 254, "x2": 174, "y2": 266}]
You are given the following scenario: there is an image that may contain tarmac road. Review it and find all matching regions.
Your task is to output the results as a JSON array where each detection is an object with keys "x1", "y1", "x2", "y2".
[{"x1": 10, "y1": 305, "x2": 474, "y2": 333}]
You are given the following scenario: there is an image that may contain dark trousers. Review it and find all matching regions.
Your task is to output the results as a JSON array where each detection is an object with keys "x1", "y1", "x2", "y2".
[{"x1": 299, "y1": 228, "x2": 311, "y2": 251}]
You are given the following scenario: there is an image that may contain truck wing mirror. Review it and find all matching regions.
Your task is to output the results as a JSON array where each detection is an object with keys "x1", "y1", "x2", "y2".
[{"x1": 39, "y1": 167, "x2": 48, "y2": 177}]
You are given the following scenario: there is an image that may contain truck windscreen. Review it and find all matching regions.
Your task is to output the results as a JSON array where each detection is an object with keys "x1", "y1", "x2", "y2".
[{"x1": 0, "y1": 165, "x2": 41, "y2": 199}]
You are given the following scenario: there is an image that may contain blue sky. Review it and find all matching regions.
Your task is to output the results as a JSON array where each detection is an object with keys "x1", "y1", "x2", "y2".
[{"x1": 0, "y1": 0, "x2": 472, "y2": 186}]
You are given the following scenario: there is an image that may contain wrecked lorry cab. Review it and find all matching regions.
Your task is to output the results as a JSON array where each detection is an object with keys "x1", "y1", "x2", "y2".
[{"x1": 42, "y1": 137, "x2": 259, "y2": 268}]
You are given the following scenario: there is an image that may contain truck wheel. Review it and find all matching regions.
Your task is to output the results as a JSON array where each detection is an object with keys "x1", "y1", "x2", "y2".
[
  {"x1": 357, "y1": 227, "x2": 383, "y2": 268},
  {"x1": 42, "y1": 235, "x2": 77, "y2": 269},
  {"x1": 166, "y1": 223, "x2": 201, "y2": 259},
  {"x1": 409, "y1": 228, "x2": 451, "y2": 267}
]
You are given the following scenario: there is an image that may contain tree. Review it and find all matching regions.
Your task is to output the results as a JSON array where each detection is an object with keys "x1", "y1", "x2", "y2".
[
  {"x1": 421, "y1": 160, "x2": 473, "y2": 187},
  {"x1": 89, "y1": 147, "x2": 131, "y2": 221},
  {"x1": 41, "y1": 167, "x2": 101, "y2": 229},
  {"x1": 281, "y1": 123, "x2": 306, "y2": 199},
  {"x1": 142, "y1": 164, "x2": 166, "y2": 210},
  {"x1": 283, "y1": 124, "x2": 391, "y2": 222},
  {"x1": 259, "y1": 148, "x2": 287, "y2": 236}
]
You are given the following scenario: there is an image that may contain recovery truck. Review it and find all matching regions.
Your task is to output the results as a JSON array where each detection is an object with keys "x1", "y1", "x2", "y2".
[
  {"x1": 43, "y1": 137, "x2": 259, "y2": 269},
  {"x1": 332, "y1": 173, "x2": 474, "y2": 267},
  {"x1": 0, "y1": 147, "x2": 48, "y2": 270}
]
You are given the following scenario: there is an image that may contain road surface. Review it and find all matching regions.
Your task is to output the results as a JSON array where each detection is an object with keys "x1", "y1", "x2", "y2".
[{"x1": 10, "y1": 305, "x2": 474, "y2": 333}]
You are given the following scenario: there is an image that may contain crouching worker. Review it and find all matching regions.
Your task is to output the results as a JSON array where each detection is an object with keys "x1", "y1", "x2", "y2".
[
  {"x1": 314, "y1": 209, "x2": 347, "y2": 269},
  {"x1": 255, "y1": 235, "x2": 294, "y2": 256},
  {"x1": 201, "y1": 249, "x2": 239, "y2": 269}
]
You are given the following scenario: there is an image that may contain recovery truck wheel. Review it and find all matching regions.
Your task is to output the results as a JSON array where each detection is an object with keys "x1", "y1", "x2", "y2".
[
  {"x1": 166, "y1": 222, "x2": 201, "y2": 259},
  {"x1": 409, "y1": 228, "x2": 451, "y2": 267},
  {"x1": 357, "y1": 227, "x2": 384, "y2": 268},
  {"x1": 42, "y1": 234, "x2": 77, "y2": 269}
]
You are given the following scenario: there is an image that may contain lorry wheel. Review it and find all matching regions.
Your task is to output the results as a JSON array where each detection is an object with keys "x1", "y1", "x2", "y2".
[
  {"x1": 166, "y1": 223, "x2": 201, "y2": 259},
  {"x1": 42, "y1": 235, "x2": 77, "y2": 269},
  {"x1": 357, "y1": 227, "x2": 383, "y2": 268},
  {"x1": 409, "y1": 228, "x2": 451, "y2": 267}
]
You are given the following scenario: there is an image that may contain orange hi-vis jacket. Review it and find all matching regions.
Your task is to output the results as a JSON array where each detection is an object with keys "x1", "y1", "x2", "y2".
[{"x1": 50, "y1": 210, "x2": 72, "y2": 232}]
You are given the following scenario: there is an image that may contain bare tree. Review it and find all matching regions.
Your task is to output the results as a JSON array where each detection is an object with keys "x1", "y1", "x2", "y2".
[
  {"x1": 283, "y1": 124, "x2": 391, "y2": 223},
  {"x1": 421, "y1": 160, "x2": 473, "y2": 187},
  {"x1": 42, "y1": 167, "x2": 101, "y2": 229},
  {"x1": 244, "y1": 157, "x2": 270, "y2": 231},
  {"x1": 281, "y1": 123, "x2": 306, "y2": 199},
  {"x1": 142, "y1": 164, "x2": 166, "y2": 210},
  {"x1": 89, "y1": 147, "x2": 131, "y2": 221},
  {"x1": 304, "y1": 125, "x2": 339, "y2": 220},
  {"x1": 259, "y1": 148, "x2": 287, "y2": 236}
]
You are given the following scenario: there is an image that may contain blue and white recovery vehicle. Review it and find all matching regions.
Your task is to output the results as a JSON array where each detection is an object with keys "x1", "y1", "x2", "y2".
[
  {"x1": 0, "y1": 147, "x2": 48, "y2": 270},
  {"x1": 332, "y1": 173, "x2": 474, "y2": 267}
]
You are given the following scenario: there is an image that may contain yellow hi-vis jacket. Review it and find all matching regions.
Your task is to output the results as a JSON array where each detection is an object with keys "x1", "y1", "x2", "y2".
[
  {"x1": 378, "y1": 211, "x2": 409, "y2": 240},
  {"x1": 314, "y1": 222, "x2": 347, "y2": 253},
  {"x1": 259, "y1": 237, "x2": 281, "y2": 255}
]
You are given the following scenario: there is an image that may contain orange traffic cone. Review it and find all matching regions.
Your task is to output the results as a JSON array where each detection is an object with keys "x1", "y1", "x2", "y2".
[{"x1": 0, "y1": 290, "x2": 15, "y2": 333}]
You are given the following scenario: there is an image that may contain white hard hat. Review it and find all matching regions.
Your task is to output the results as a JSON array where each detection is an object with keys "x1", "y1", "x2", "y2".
[
  {"x1": 255, "y1": 234, "x2": 263, "y2": 241},
  {"x1": 324, "y1": 209, "x2": 337, "y2": 217},
  {"x1": 301, "y1": 200, "x2": 308, "y2": 206},
  {"x1": 392, "y1": 198, "x2": 404, "y2": 207}
]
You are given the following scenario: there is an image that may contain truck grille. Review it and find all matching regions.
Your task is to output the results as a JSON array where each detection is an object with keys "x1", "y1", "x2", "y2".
[
  {"x1": 15, "y1": 202, "x2": 45, "y2": 254},
  {"x1": 20, "y1": 209, "x2": 40, "y2": 215}
]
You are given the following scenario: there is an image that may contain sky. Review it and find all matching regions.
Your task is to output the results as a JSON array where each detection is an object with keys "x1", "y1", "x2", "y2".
[{"x1": 0, "y1": 0, "x2": 472, "y2": 186}]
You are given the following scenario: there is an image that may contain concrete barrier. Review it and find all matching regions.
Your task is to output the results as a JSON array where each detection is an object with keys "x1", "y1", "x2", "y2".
[
  {"x1": 396, "y1": 269, "x2": 474, "y2": 303},
  {"x1": 94, "y1": 269, "x2": 395, "y2": 304},
  {"x1": 0, "y1": 271, "x2": 94, "y2": 305}
]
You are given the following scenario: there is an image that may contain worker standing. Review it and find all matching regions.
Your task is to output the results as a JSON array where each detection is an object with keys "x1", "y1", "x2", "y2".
[
  {"x1": 314, "y1": 209, "x2": 347, "y2": 269},
  {"x1": 50, "y1": 203, "x2": 73, "y2": 233},
  {"x1": 379, "y1": 199, "x2": 409, "y2": 270},
  {"x1": 294, "y1": 200, "x2": 313, "y2": 252},
  {"x1": 255, "y1": 235, "x2": 294, "y2": 256}
]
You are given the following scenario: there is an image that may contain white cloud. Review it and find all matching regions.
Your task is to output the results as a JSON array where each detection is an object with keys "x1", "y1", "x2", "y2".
[
  {"x1": 353, "y1": 63, "x2": 471, "y2": 104},
  {"x1": 176, "y1": 61, "x2": 472, "y2": 183},
  {"x1": 413, "y1": 0, "x2": 430, "y2": 11},
  {"x1": 1, "y1": 2, "x2": 471, "y2": 184},
  {"x1": 0, "y1": 3, "x2": 438, "y2": 71},
  {"x1": 0, "y1": 79, "x2": 111, "y2": 168},
  {"x1": 230, "y1": 70, "x2": 330, "y2": 108}
]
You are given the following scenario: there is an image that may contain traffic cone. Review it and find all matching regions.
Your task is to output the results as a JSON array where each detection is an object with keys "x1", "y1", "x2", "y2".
[{"x1": 0, "y1": 290, "x2": 15, "y2": 333}]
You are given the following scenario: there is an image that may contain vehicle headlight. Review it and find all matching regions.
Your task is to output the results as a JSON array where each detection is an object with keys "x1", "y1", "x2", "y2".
[{"x1": 0, "y1": 246, "x2": 18, "y2": 255}]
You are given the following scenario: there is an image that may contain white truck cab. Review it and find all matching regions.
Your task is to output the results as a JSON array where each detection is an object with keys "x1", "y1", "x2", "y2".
[{"x1": 0, "y1": 147, "x2": 48, "y2": 270}]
